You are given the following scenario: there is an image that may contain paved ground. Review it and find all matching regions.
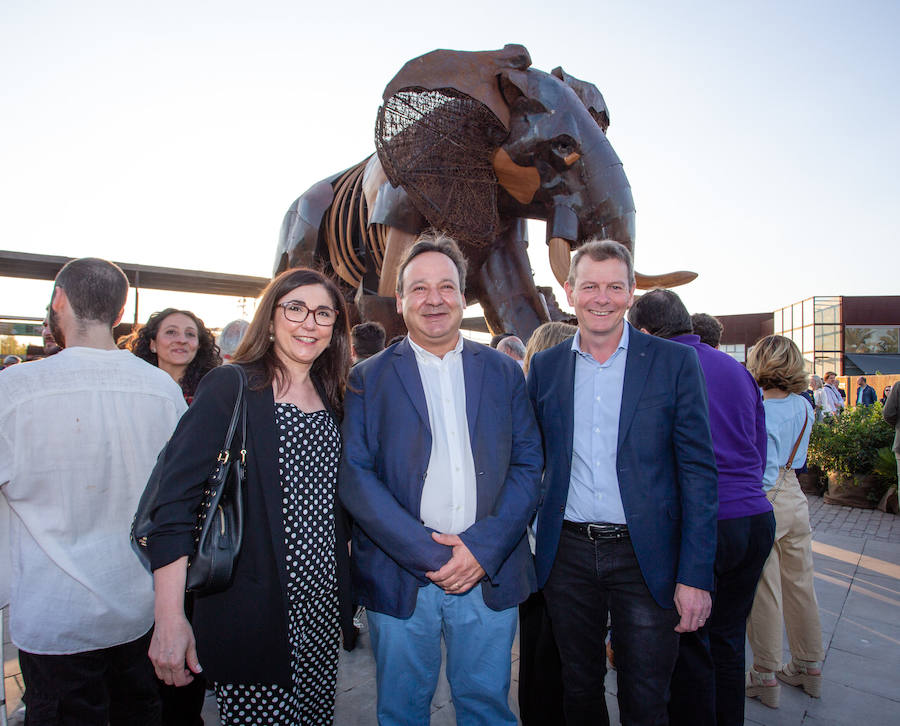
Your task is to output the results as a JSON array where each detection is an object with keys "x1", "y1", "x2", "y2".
[{"x1": 4, "y1": 494, "x2": 899, "y2": 724}]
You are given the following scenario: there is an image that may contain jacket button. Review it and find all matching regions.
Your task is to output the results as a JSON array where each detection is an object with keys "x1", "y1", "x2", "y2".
[{"x1": 559, "y1": 506, "x2": 564, "y2": 513}]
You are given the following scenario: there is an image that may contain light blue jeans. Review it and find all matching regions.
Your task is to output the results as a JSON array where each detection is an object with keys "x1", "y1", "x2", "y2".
[{"x1": 367, "y1": 583, "x2": 518, "y2": 726}]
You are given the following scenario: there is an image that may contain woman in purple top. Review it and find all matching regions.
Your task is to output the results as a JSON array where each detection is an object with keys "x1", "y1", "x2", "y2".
[{"x1": 630, "y1": 290, "x2": 775, "y2": 726}]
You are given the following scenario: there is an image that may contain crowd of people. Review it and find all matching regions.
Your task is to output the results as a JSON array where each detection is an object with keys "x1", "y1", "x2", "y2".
[{"x1": 1, "y1": 235, "x2": 895, "y2": 726}]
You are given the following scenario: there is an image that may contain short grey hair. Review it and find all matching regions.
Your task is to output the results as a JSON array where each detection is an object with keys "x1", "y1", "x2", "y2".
[
  {"x1": 568, "y1": 239, "x2": 635, "y2": 289},
  {"x1": 496, "y1": 335, "x2": 526, "y2": 359}
]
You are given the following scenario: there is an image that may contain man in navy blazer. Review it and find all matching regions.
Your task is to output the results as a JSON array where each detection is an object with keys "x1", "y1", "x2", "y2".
[
  {"x1": 340, "y1": 232, "x2": 543, "y2": 726},
  {"x1": 527, "y1": 240, "x2": 718, "y2": 726}
]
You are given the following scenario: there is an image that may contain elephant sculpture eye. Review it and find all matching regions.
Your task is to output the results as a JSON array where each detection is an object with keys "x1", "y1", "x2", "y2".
[{"x1": 551, "y1": 136, "x2": 577, "y2": 157}]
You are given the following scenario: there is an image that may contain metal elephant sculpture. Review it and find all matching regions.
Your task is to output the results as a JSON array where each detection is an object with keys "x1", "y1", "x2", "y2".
[{"x1": 275, "y1": 44, "x2": 695, "y2": 340}]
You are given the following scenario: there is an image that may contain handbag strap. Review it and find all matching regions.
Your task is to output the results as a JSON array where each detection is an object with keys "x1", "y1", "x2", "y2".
[
  {"x1": 782, "y1": 411, "x2": 809, "y2": 470},
  {"x1": 219, "y1": 365, "x2": 248, "y2": 461}
]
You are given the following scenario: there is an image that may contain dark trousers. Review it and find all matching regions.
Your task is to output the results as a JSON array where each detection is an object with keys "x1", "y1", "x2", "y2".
[
  {"x1": 18, "y1": 629, "x2": 161, "y2": 726},
  {"x1": 517, "y1": 590, "x2": 566, "y2": 725},
  {"x1": 543, "y1": 528, "x2": 680, "y2": 726},
  {"x1": 668, "y1": 510, "x2": 776, "y2": 726},
  {"x1": 159, "y1": 677, "x2": 206, "y2": 726}
]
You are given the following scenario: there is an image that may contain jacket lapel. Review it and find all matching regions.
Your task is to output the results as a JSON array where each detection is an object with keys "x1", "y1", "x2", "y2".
[
  {"x1": 557, "y1": 343, "x2": 577, "y2": 474},
  {"x1": 462, "y1": 339, "x2": 485, "y2": 444},
  {"x1": 392, "y1": 338, "x2": 431, "y2": 433},
  {"x1": 618, "y1": 327, "x2": 653, "y2": 448}
]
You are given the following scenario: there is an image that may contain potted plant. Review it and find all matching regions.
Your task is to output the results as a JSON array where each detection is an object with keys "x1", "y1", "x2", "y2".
[{"x1": 807, "y1": 403, "x2": 895, "y2": 508}]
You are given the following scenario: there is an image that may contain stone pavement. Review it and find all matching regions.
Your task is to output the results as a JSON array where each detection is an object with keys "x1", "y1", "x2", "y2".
[{"x1": 4, "y1": 494, "x2": 899, "y2": 724}]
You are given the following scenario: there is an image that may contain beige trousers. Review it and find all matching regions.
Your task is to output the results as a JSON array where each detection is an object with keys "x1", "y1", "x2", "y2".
[{"x1": 747, "y1": 469, "x2": 824, "y2": 671}]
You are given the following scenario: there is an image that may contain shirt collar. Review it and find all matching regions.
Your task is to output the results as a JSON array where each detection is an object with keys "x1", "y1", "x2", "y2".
[
  {"x1": 409, "y1": 333, "x2": 464, "y2": 365},
  {"x1": 571, "y1": 321, "x2": 630, "y2": 360}
]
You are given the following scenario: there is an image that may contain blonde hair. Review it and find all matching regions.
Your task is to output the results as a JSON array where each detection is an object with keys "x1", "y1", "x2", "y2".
[
  {"x1": 523, "y1": 321, "x2": 577, "y2": 374},
  {"x1": 747, "y1": 335, "x2": 808, "y2": 393}
]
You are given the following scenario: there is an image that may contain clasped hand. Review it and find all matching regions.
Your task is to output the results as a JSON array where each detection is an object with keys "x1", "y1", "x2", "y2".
[{"x1": 425, "y1": 532, "x2": 485, "y2": 594}]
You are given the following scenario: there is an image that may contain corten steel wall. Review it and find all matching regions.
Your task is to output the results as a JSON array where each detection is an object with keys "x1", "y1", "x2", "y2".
[
  {"x1": 716, "y1": 312, "x2": 773, "y2": 348},
  {"x1": 842, "y1": 296, "x2": 900, "y2": 325}
]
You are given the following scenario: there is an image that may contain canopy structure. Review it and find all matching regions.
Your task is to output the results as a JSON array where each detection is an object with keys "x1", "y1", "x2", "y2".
[
  {"x1": 1, "y1": 250, "x2": 270, "y2": 323},
  {"x1": 844, "y1": 353, "x2": 900, "y2": 376},
  {"x1": 1, "y1": 251, "x2": 269, "y2": 297}
]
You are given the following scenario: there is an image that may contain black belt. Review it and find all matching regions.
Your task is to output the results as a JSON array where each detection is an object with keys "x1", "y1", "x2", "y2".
[{"x1": 563, "y1": 520, "x2": 629, "y2": 541}]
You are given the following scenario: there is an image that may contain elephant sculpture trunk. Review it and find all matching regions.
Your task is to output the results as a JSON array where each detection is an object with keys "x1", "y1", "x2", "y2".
[{"x1": 275, "y1": 44, "x2": 697, "y2": 341}]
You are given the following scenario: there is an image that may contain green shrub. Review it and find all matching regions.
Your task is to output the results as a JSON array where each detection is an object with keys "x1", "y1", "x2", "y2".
[
  {"x1": 874, "y1": 446, "x2": 898, "y2": 486},
  {"x1": 807, "y1": 403, "x2": 894, "y2": 477}
]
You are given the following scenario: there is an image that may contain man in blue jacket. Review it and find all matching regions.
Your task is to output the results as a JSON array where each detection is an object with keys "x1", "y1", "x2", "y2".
[
  {"x1": 856, "y1": 376, "x2": 877, "y2": 406},
  {"x1": 339, "y1": 231, "x2": 543, "y2": 725},
  {"x1": 527, "y1": 240, "x2": 718, "y2": 726}
]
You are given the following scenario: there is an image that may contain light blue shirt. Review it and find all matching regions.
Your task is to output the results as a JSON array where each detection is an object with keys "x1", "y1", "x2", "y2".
[
  {"x1": 565, "y1": 323, "x2": 629, "y2": 524},
  {"x1": 761, "y1": 393, "x2": 814, "y2": 491}
]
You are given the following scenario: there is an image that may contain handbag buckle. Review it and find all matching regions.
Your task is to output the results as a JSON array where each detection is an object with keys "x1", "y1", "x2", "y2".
[{"x1": 217, "y1": 450, "x2": 230, "y2": 464}]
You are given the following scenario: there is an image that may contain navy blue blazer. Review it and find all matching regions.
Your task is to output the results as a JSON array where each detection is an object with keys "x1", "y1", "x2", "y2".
[
  {"x1": 527, "y1": 326, "x2": 718, "y2": 608},
  {"x1": 339, "y1": 337, "x2": 544, "y2": 618}
]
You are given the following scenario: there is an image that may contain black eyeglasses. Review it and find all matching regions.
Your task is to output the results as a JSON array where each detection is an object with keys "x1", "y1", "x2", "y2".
[{"x1": 277, "y1": 301, "x2": 338, "y2": 327}]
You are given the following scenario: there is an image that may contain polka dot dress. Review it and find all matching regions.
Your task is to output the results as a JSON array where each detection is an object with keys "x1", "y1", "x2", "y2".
[{"x1": 215, "y1": 404, "x2": 341, "y2": 725}]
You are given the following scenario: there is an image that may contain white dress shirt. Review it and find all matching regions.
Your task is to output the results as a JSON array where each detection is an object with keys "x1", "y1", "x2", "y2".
[
  {"x1": 409, "y1": 336, "x2": 477, "y2": 535},
  {"x1": 0, "y1": 347, "x2": 186, "y2": 654},
  {"x1": 824, "y1": 383, "x2": 844, "y2": 411}
]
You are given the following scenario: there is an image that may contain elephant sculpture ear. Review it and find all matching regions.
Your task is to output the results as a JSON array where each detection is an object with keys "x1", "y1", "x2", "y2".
[
  {"x1": 382, "y1": 44, "x2": 531, "y2": 128},
  {"x1": 376, "y1": 46, "x2": 531, "y2": 248},
  {"x1": 551, "y1": 66, "x2": 610, "y2": 132}
]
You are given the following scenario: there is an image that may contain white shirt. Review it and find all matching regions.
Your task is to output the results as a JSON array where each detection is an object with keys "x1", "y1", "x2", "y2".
[
  {"x1": 824, "y1": 383, "x2": 844, "y2": 411},
  {"x1": 0, "y1": 347, "x2": 187, "y2": 654},
  {"x1": 813, "y1": 387, "x2": 835, "y2": 417},
  {"x1": 409, "y1": 336, "x2": 477, "y2": 535}
]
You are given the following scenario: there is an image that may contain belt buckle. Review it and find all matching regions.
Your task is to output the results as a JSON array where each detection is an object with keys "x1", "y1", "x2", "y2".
[{"x1": 587, "y1": 523, "x2": 624, "y2": 540}]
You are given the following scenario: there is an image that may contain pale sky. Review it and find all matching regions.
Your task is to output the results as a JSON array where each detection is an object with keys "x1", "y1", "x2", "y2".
[{"x1": 2, "y1": 0, "x2": 898, "y2": 331}]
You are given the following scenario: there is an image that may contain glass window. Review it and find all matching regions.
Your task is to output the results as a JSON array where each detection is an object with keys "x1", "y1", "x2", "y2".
[
  {"x1": 803, "y1": 298, "x2": 814, "y2": 325},
  {"x1": 792, "y1": 302, "x2": 803, "y2": 328},
  {"x1": 814, "y1": 296, "x2": 841, "y2": 325},
  {"x1": 819, "y1": 326, "x2": 841, "y2": 352},
  {"x1": 814, "y1": 354, "x2": 843, "y2": 378},
  {"x1": 720, "y1": 343, "x2": 746, "y2": 364},
  {"x1": 802, "y1": 324, "x2": 814, "y2": 354},
  {"x1": 844, "y1": 326, "x2": 899, "y2": 354}
]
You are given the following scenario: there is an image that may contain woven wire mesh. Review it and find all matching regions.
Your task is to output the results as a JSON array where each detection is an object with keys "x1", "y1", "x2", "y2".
[{"x1": 375, "y1": 88, "x2": 506, "y2": 247}]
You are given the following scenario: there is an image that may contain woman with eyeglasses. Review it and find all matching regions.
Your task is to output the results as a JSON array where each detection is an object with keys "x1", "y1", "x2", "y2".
[{"x1": 145, "y1": 268, "x2": 355, "y2": 725}]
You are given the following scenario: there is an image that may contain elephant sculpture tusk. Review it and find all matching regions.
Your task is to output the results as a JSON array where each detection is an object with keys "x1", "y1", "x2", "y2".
[
  {"x1": 549, "y1": 237, "x2": 572, "y2": 287},
  {"x1": 634, "y1": 270, "x2": 698, "y2": 289}
]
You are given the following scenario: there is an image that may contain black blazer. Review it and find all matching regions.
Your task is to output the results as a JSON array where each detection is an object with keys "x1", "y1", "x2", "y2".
[{"x1": 146, "y1": 364, "x2": 354, "y2": 687}]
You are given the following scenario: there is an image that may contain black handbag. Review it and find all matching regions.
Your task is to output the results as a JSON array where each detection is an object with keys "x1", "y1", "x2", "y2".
[{"x1": 131, "y1": 364, "x2": 248, "y2": 595}]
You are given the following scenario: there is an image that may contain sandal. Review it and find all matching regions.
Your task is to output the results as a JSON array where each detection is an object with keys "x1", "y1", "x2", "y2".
[
  {"x1": 746, "y1": 668, "x2": 780, "y2": 708},
  {"x1": 777, "y1": 659, "x2": 822, "y2": 698}
]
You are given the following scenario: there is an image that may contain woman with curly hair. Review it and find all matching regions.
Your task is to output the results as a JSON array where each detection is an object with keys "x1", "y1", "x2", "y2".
[
  {"x1": 131, "y1": 308, "x2": 221, "y2": 401},
  {"x1": 745, "y1": 335, "x2": 823, "y2": 709}
]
